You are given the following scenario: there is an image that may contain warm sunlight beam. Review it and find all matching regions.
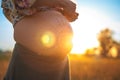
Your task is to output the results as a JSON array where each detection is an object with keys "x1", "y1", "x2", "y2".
[{"x1": 71, "y1": 7, "x2": 111, "y2": 54}]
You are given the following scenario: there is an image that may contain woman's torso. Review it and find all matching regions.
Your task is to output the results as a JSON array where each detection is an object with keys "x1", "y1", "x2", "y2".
[{"x1": 14, "y1": 10, "x2": 73, "y2": 57}]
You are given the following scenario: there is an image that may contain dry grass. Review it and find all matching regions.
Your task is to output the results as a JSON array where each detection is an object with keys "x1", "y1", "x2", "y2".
[
  {"x1": 0, "y1": 54, "x2": 10, "y2": 80},
  {"x1": 0, "y1": 60, "x2": 9, "y2": 80},
  {"x1": 0, "y1": 54, "x2": 120, "y2": 80},
  {"x1": 70, "y1": 55, "x2": 120, "y2": 80}
]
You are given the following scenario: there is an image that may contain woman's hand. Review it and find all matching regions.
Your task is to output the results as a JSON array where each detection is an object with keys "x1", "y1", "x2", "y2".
[
  {"x1": 33, "y1": 0, "x2": 79, "y2": 22},
  {"x1": 58, "y1": 0, "x2": 79, "y2": 22}
]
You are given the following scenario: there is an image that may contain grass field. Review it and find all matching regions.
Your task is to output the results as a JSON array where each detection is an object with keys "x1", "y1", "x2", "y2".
[
  {"x1": 0, "y1": 54, "x2": 120, "y2": 80},
  {"x1": 0, "y1": 53, "x2": 11, "y2": 80},
  {"x1": 70, "y1": 55, "x2": 120, "y2": 80}
]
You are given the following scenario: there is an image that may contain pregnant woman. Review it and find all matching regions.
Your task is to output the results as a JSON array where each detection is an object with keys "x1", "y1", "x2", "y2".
[{"x1": 1, "y1": 0, "x2": 78, "y2": 80}]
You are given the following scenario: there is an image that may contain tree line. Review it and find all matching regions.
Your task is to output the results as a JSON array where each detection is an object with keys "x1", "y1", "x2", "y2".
[{"x1": 85, "y1": 28, "x2": 120, "y2": 58}]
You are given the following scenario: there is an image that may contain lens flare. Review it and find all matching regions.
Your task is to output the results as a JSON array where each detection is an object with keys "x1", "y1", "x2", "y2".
[{"x1": 41, "y1": 32, "x2": 55, "y2": 48}]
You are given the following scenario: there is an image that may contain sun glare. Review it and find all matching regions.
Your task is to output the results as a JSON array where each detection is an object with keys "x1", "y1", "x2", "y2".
[
  {"x1": 41, "y1": 32, "x2": 55, "y2": 48},
  {"x1": 71, "y1": 7, "x2": 110, "y2": 54}
]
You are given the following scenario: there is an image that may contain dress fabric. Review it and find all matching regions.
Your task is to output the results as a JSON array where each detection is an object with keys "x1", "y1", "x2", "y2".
[
  {"x1": 1, "y1": 0, "x2": 46, "y2": 25},
  {"x1": 4, "y1": 43, "x2": 70, "y2": 80}
]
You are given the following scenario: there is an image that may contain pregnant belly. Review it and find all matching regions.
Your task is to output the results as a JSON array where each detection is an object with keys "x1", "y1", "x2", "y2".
[{"x1": 14, "y1": 10, "x2": 73, "y2": 58}]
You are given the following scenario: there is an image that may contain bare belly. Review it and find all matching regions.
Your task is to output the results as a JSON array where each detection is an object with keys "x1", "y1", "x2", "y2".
[{"x1": 14, "y1": 10, "x2": 73, "y2": 57}]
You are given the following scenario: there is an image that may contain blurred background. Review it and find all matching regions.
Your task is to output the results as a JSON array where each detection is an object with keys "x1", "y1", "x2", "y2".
[{"x1": 0, "y1": 0, "x2": 120, "y2": 80}]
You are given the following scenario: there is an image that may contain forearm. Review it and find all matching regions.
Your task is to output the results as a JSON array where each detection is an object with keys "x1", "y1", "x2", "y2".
[
  {"x1": 15, "y1": 0, "x2": 78, "y2": 22},
  {"x1": 33, "y1": 0, "x2": 78, "y2": 22}
]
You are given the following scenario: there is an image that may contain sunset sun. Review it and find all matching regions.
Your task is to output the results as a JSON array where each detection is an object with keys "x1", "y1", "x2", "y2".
[{"x1": 71, "y1": 7, "x2": 110, "y2": 54}]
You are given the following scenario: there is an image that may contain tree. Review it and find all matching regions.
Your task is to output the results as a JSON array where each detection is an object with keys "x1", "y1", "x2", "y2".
[
  {"x1": 97, "y1": 28, "x2": 113, "y2": 56},
  {"x1": 0, "y1": 49, "x2": 3, "y2": 54}
]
